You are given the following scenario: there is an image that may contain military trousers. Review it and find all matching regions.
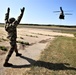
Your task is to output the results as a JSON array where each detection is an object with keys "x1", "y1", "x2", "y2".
[{"x1": 5, "y1": 39, "x2": 18, "y2": 63}]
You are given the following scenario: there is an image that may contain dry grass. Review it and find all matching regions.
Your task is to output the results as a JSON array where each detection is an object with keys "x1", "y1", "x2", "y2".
[{"x1": 24, "y1": 37, "x2": 76, "y2": 75}]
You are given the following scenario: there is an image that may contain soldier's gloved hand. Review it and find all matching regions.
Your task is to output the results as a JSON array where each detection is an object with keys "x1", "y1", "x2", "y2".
[
  {"x1": 21, "y1": 7, "x2": 25, "y2": 13},
  {"x1": 7, "y1": 7, "x2": 10, "y2": 13}
]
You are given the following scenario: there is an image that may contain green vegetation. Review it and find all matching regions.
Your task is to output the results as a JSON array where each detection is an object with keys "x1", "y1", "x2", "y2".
[
  {"x1": 61, "y1": 30, "x2": 76, "y2": 37},
  {"x1": 20, "y1": 37, "x2": 24, "y2": 39},
  {"x1": 0, "y1": 38, "x2": 7, "y2": 42},
  {"x1": 0, "y1": 23, "x2": 76, "y2": 28},
  {"x1": 19, "y1": 23, "x2": 76, "y2": 28},
  {"x1": 2, "y1": 38, "x2": 7, "y2": 41},
  {"x1": 74, "y1": 33, "x2": 76, "y2": 37},
  {"x1": 0, "y1": 46, "x2": 7, "y2": 51},
  {"x1": 26, "y1": 34, "x2": 38, "y2": 38},
  {"x1": 25, "y1": 37, "x2": 76, "y2": 75},
  {"x1": 17, "y1": 40, "x2": 30, "y2": 45}
]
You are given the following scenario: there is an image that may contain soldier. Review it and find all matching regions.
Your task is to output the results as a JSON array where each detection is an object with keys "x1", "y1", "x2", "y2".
[{"x1": 3, "y1": 7, "x2": 25, "y2": 67}]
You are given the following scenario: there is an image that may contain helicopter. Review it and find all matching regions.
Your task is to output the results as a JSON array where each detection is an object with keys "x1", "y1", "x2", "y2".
[{"x1": 53, "y1": 7, "x2": 72, "y2": 20}]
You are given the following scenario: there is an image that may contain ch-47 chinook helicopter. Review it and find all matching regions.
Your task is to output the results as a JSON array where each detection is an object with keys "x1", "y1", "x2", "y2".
[{"x1": 53, "y1": 7, "x2": 72, "y2": 20}]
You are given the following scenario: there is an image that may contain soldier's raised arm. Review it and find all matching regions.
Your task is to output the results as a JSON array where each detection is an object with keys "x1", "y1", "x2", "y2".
[
  {"x1": 16, "y1": 7, "x2": 25, "y2": 25},
  {"x1": 5, "y1": 7, "x2": 10, "y2": 24}
]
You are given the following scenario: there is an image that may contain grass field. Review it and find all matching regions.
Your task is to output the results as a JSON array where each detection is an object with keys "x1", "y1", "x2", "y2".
[
  {"x1": 24, "y1": 37, "x2": 76, "y2": 75},
  {"x1": 0, "y1": 24, "x2": 76, "y2": 75}
]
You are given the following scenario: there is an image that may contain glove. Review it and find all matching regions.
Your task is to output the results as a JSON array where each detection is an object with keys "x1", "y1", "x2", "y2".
[
  {"x1": 21, "y1": 7, "x2": 25, "y2": 13},
  {"x1": 7, "y1": 7, "x2": 10, "y2": 13}
]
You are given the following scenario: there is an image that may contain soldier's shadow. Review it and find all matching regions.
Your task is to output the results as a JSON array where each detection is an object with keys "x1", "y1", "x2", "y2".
[{"x1": 12, "y1": 55, "x2": 76, "y2": 71}]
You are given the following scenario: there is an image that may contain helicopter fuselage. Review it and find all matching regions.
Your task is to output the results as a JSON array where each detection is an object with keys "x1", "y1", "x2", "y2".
[
  {"x1": 59, "y1": 9, "x2": 65, "y2": 19},
  {"x1": 59, "y1": 13, "x2": 65, "y2": 19}
]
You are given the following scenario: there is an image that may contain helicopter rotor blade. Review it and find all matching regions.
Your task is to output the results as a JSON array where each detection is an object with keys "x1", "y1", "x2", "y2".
[
  {"x1": 53, "y1": 11, "x2": 60, "y2": 13},
  {"x1": 64, "y1": 11, "x2": 73, "y2": 12},
  {"x1": 65, "y1": 13, "x2": 72, "y2": 15}
]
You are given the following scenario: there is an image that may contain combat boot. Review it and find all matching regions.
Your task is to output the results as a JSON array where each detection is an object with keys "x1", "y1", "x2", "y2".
[
  {"x1": 3, "y1": 62, "x2": 13, "y2": 67},
  {"x1": 16, "y1": 53, "x2": 22, "y2": 56}
]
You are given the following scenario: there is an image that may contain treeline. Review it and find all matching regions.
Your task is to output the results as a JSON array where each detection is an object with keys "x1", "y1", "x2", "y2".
[
  {"x1": 0, "y1": 23, "x2": 76, "y2": 28},
  {"x1": 20, "y1": 23, "x2": 76, "y2": 28}
]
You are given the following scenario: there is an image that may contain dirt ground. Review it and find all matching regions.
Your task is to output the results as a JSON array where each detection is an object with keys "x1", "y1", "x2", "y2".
[{"x1": 0, "y1": 27, "x2": 74, "y2": 75}]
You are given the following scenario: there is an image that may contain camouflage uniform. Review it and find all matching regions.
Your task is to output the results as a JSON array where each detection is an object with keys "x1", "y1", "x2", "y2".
[{"x1": 4, "y1": 7, "x2": 25, "y2": 64}]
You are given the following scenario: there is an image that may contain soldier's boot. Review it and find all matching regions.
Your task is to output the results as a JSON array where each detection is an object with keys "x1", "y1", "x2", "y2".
[
  {"x1": 16, "y1": 53, "x2": 22, "y2": 56},
  {"x1": 3, "y1": 63, "x2": 13, "y2": 67},
  {"x1": 15, "y1": 45, "x2": 22, "y2": 56},
  {"x1": 3, "y1": 48, "x2": 14, "y2": 67}
]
